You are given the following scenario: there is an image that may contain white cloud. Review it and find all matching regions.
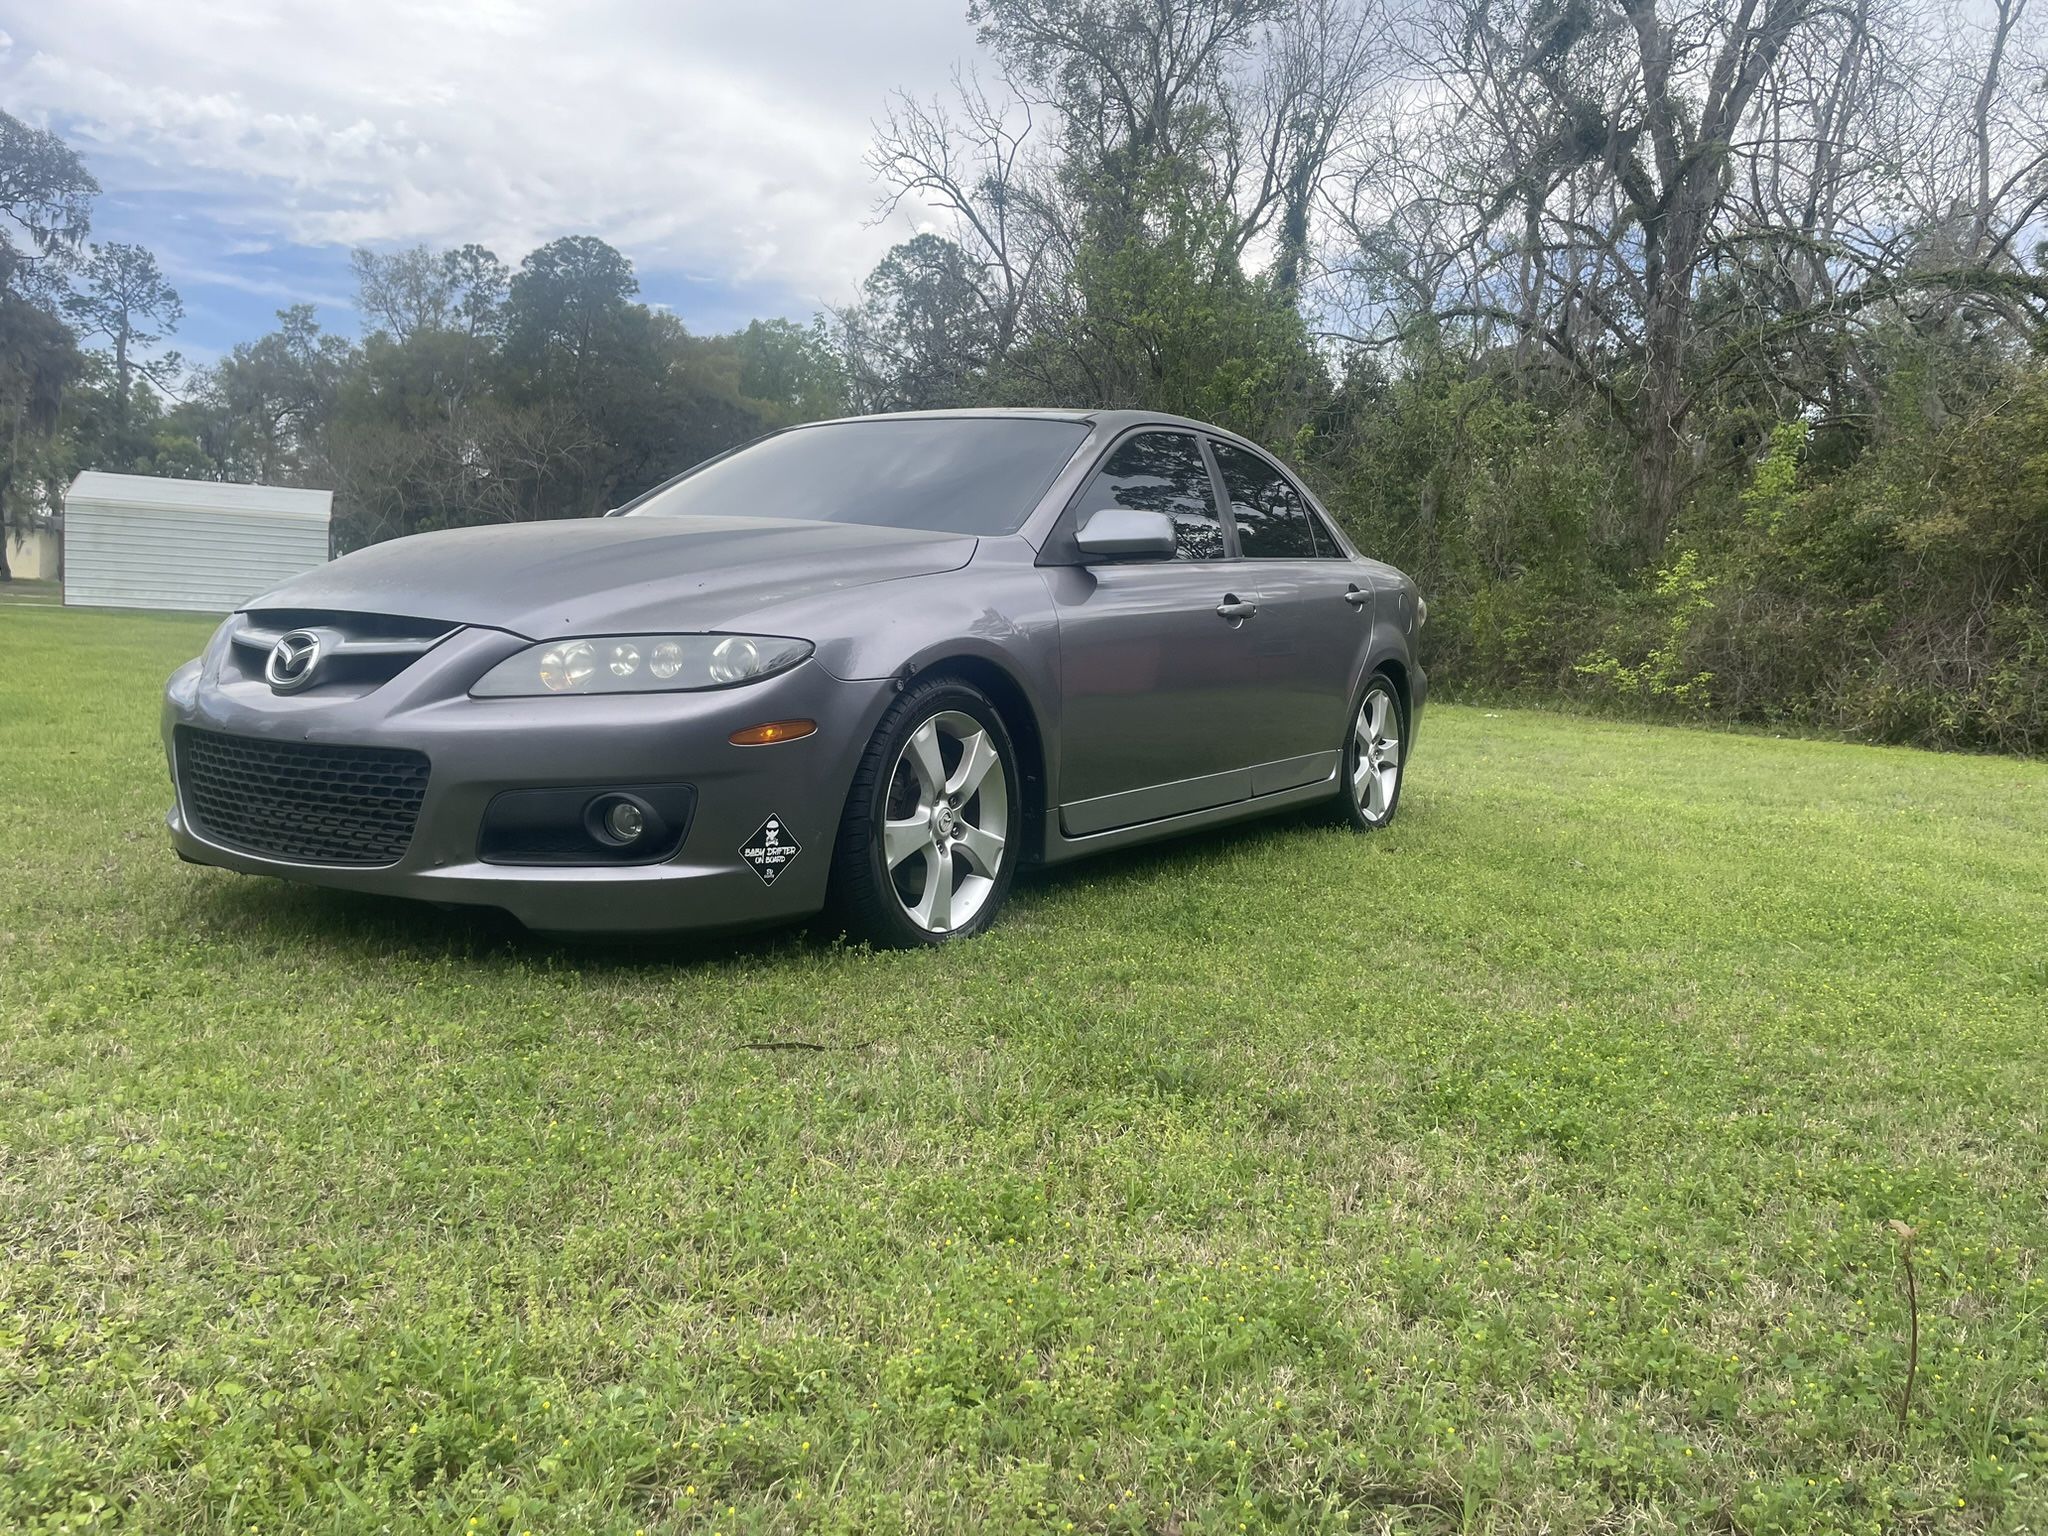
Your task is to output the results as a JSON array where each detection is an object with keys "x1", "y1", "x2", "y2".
[{"x1": 4, "y1": 0, "x2": 991, "y2": 306}]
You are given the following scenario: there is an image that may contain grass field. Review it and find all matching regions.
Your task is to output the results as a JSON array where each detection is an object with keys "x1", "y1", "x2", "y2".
[
  {"x1": 0, "y1": 578, "x2": 63, "y2": 607},
  {"x1": 2, "y1": 605, "x2": 2045, "y2": 1535}
]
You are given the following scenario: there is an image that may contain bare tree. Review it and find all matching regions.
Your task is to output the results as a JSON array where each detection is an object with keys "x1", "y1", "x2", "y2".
[
  {"x1": 867, "y1": 0, "x2": 1392, "y2": 396},
  {"x1": 1218, "y1": 0, "x2": 1391, "y2": 296},
  {"x1": 1334, "y1": 0, "x2": 2048, "y2": 551},
  {"x1": 867, "y1": 73, "x2": 1054, "y2": 363},
  {"x1": 970, "y1": 0, "x2": 1290, "y2": 175}
]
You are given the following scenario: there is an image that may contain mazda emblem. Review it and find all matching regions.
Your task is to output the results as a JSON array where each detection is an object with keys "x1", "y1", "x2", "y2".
[{"x1": 265, "y1": 630, "x2": 324, "y2": 692}]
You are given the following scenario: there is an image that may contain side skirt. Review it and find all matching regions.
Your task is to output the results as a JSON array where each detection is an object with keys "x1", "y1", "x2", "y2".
[{"x1": 1042, "y1": 756, "x2": 1339, "y2": 866}]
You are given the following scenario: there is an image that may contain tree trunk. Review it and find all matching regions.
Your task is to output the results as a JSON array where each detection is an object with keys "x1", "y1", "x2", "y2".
[
  {"x1": 1635, "y1": 408, "x2": 1682, "y2": 556},
  {"x1": 114, "y1": 324, "x2": 131, "y2": 436},
  {"x1": 1637, "y1": 279, "x2": 1691, "y2": 554},
  {"x1": 0, "y1": 411, "x2": 16, "y2": 581}
]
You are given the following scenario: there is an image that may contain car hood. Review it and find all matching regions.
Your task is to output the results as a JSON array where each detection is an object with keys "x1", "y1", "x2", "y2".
[{"x1": 244, "y1": 516, "x2": 978, "y2": 637}]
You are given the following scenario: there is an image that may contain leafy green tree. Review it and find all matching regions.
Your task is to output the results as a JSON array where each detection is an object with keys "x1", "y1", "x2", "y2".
[
  {"x1": 195, "y1": 305, "x2": 356, "y2": 483},
  {"x1": 444, "y1": 244, "x2": 511, "y2": 342},
  {"x1": 63, "y1": 242, "x2": 183, "y2": 447},
  {"x1": 1022, "y1": 177, "x2": 1325, "y2": 438},
  {"x1": 733, "y1": 318, "x2": 845, "y2": 421},
  {"x1": 0, "y1": 111, "x2": 97, "y2": 302},
  {"x1": 505, "y1": 235, "x2": 641, "y2": 396},
  {"x1": 839, "y1": 235, "x2": 996, "y2": 412},
  {"x1": 349, "y1": 245, "x2": 455, "y2": 342},
  {"x1": 0, "y1": 109, "x2": 97, "y2": 579}
]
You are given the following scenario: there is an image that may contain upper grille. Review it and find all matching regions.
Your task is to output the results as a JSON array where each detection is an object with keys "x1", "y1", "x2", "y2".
[
  {"x1": 175, "y1": 727, "x2": 431, "y2": 867},
  {"x1": 227, "y1": 610, "x2": 459, "y2": 693}
]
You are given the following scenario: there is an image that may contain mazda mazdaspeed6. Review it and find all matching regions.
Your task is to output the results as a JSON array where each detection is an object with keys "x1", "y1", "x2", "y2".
[{"x1": 162, "y1": 410, "x2": 1427, "y2": 947}]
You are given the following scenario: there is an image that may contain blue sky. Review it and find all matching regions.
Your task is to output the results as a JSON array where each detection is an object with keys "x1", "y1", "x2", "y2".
[{"x1": 3, "y1": 1, "x2": 990, "y2": 362}]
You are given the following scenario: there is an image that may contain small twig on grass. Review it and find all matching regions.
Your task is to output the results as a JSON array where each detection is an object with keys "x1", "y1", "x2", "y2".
[
  {"x1": 1888, "y1": 1220, "x2": 1920, "y2": 1433},
  {"x1": 737, "y1": 1038, "x2": 877, "y2": 1052}
]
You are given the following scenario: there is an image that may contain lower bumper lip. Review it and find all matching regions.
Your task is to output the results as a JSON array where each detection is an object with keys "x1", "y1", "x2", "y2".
[{"x1": 166, "y1": 801, "x2": 786, "y2": 933}]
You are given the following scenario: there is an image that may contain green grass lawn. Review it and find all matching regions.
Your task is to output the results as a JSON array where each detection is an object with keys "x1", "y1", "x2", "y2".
[
  {"x1": 0, "y1": 578, "x2": 62, "y2": 607},
  {"x1": 2, "y1": 606, "x2": 2045, "y2": 1535}
]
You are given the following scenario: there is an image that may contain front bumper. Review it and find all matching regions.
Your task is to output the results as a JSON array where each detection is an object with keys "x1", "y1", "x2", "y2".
[{"x1": 162, "y1": 626, "x2": 893, "y2": 933}]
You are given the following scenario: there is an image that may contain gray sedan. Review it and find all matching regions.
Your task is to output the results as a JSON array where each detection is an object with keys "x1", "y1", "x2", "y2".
[{"x1": 162, "y1": 410, "x2": 1427, "y2": 946}]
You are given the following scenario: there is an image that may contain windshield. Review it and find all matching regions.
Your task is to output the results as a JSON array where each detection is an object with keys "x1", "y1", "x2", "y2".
[{"x1": 624, "y1": 417, "x2": 1092, "y2": 535}]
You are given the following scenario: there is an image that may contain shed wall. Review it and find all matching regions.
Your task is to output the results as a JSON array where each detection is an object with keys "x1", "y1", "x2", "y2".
[{"x1": 64, "y1": 493, "x2": 330, "y2": 613}]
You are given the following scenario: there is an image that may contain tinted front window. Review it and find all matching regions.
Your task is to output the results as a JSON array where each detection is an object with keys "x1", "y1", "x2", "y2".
[
  {"x1": 625, "y1": 417, "x2": 1090, "y2": 535},
  {"x1": 1213, "y1": 442, "x2": 1318, "y2": 559},
  {"x1": 1079, "y1": 432, "x2": 1223, "y2": 560}
]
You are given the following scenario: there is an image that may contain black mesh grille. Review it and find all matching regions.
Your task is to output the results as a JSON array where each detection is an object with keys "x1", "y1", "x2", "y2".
[{"x1": 175, "y1": 728, "x2": 430, "y2": 867}]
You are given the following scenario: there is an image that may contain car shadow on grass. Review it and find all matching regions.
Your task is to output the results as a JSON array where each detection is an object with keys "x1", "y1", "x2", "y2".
[
  {"x1": 193, "y1": 877, "x2": 804, "y2": 971},
  {"x1": 183, "y1": 796, "x2": 1401, "y2": 970}
]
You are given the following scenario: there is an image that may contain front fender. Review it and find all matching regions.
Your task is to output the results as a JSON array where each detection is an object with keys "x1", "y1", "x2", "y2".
[
  {"x1": 745, "y1": 541, "x2": 1061, "y2": 720},
  {"x1": 737, "y1": 540, "x2": 1064, "y2": 847}
]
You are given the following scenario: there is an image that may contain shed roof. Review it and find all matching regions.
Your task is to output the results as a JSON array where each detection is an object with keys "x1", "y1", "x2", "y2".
[{"x1": 66, "y1": 472, "x2": 332, "y2": 523}]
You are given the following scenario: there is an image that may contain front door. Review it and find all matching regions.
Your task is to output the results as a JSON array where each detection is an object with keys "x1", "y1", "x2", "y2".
[{"x1": 1046, "y1": 431, "x2": 1265, "y2": 836}]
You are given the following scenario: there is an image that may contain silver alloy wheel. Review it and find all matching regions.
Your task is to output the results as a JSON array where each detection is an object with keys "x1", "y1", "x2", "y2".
[
  {"x1": 881, "y1": 709, "x2": 1010, "y2": 934},
  {"x1": 1352, "y1": 685, "x2": 1401, "y2": 823}
]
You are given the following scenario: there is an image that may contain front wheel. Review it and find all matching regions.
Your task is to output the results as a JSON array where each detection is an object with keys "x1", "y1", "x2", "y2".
[
  {"x1": 825, "y1": 678, "x2": 1020, "y2": 948},
  {"x1": 1338, "y1": 673, "x2": 1406, "y2": 830}
]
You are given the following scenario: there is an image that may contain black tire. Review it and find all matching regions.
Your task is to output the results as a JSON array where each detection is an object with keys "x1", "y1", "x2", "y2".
[
  {"x1": 825, "y1": 676, "x2": 1022, "y2": 948},
  {"x1": 1336, "y1": 670, "x2": 1407, "y2": 831}
]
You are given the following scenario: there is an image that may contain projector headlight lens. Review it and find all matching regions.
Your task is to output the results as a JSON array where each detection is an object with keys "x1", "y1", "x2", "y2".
[
  {"x1": 709, "y1": 636, "x2": 759, "y2": 684},
  {"x1": 473, "y1": 634, "x2": 812, "y2": 697},
  {"x1": 539, "y1": 641, "x2": 597, "y2": 693}
]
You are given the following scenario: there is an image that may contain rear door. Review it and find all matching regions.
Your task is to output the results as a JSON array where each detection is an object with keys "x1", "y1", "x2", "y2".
[
  {"x1": 1044, "y1": 430, "x2": 1266, "y2": 835},
  {"x1": 1209, "y1": 440, "x2": 1369, "y2": 782}
]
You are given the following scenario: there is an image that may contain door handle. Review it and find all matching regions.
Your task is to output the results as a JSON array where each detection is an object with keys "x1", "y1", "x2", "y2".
[
  {"x1": 1215, "y1": 596, "x2": 1258, "y2": 621},
  {"x1": 1344, "y1": 585, "x2": 1369, "y2": 608}
]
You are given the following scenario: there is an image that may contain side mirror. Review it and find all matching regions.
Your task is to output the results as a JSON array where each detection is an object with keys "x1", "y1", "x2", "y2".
[{"x1": 1074, "y1": 507, "x2": 1177, "y2": 561}]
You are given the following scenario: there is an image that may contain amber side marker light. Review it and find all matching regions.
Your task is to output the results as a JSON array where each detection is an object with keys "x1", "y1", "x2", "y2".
[{"x1": 729, "y1": 719, "x2": 818, "y2": 747}]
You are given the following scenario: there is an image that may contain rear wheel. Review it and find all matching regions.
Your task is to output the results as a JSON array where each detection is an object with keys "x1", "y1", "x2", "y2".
[
  {"x1": 826, "y1": 678, "x2": 1020, "y2": 947},
  {"x1": 1338, "y1": 672, "x2": 1405, "y2": 830}
]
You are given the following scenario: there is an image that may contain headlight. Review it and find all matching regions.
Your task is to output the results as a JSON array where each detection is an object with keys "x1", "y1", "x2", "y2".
[{"x1": 471, "y1": 634, "x2": 813, "y2": 697}]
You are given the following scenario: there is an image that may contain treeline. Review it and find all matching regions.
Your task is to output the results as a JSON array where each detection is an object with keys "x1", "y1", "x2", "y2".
[
  {"x1": 3, "y1": 0, "x2": 2046, "y2": 752},
  {"x1": 0, "y1": 162, "x2": 844, "y2": 553}
]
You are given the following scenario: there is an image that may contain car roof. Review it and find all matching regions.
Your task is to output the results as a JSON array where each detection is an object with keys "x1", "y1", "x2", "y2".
[{"x1": 797, "y1": 406, "x2": 1265, "y2": 445}]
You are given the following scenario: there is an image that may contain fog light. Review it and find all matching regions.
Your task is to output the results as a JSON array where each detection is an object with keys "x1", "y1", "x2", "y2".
[
  {"x1": 603, "y1": 798, "x2": 646, "y2": 843},
  {"x1": 480, "y1": 784, "x2": 694, "y2": 866}
]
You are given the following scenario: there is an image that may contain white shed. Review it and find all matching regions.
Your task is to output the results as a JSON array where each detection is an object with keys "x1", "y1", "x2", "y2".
[{"x1": 63, "y1": 472, "x2": 332, "y2": 613}]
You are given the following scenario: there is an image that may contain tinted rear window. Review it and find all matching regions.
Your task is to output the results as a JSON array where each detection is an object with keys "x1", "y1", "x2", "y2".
[
  {"x1": 1213, "y1": 442, "x2": 1319, "y2": 558},
  {"x1": 624, "y1": 418, "x2": 1091, "y2": 535}
]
